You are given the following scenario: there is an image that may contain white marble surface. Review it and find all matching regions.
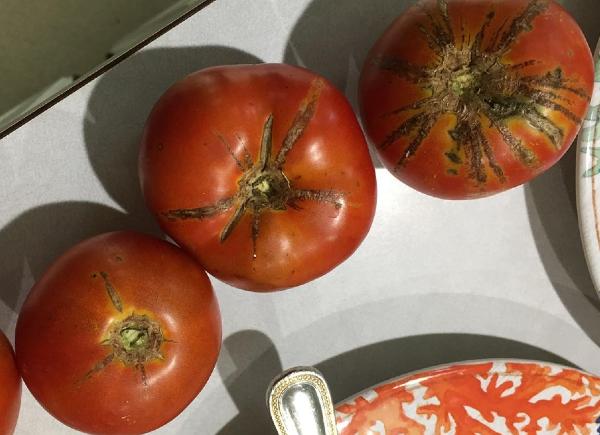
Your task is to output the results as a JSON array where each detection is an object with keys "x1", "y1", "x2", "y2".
[{"x1": 2, "y1": 0, "x2": 600, "y2": 433}]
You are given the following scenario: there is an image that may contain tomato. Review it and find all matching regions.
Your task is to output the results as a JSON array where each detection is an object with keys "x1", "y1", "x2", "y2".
[
  {"x1": 139, "y1": 64, "x2": 377, "y2": 291},
  {"x1": 359, "y1": 0, "x2": 593, "y2": 199},
  {"x1": 15, "y1": 231, "x2": 221, "y2": 435},
  {"x1": 0, "y1": 331, "x2": 20, "y2": 435}
]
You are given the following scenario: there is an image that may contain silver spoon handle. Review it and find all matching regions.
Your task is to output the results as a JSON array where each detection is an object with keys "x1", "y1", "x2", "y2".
[{"x1": 267, "y1": 367, "x2": 338, "y2": 435}]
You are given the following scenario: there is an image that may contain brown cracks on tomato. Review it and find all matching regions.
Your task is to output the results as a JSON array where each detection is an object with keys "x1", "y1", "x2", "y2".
[
  {"x1": 493, "y1": 0, "x2": 548, "y2": 55},
  {"x1": 377, "y1": 0, "x2": 590, "y2": 185},
  {"x1": 81, "y1": 273, "x2": 166, "y2": 387},
  {"x1": 162, "y1": 78, "x2": 345, "y2": 258},
  {"x1": 81, "y1": 353, "x2": 114, "y2": 382},
  {"x1": 165, "y1": 197, "x2": 235, "y2": 220},
  {"x1": 92, "y1": 271, "x2": 123, "y2": 312}
]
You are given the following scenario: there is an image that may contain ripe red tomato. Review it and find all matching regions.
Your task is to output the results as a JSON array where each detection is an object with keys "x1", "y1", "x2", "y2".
[
  {"x1": 360, "y1": 0, "x2": 593, "y2": 199},
  {"x1": 15, "y1": 231, "x2": 221, "y2": 435},
  {"x1": 0, "y1": 331, "x2": 20, "y2": 435},
  {"x1": 140, "y1": 64, "x2": 377, "y2": 291}
]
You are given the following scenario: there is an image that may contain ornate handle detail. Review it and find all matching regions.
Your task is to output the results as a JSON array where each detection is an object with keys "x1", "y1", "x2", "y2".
[{"x1": 267, "y1": 367, "x2": 338, "y2": 435}]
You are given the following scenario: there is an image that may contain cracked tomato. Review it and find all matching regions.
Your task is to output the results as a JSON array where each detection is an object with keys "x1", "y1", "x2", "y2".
[
  {"x1": 0, "y1": 331, "x2": 20, "y2": 435},
  {"x1": 360, "y1": 0, "x2": 593, "y2": 199},
  {"x1": 15, "y1": 231, "x2": 221, "y2": 435},
  {"x1": 139, "y1": 64, "x2": 377, "y2": 291}
]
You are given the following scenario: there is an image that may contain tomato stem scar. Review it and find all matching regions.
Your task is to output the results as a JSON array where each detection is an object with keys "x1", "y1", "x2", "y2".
[
  {"x1": 110, "y1": 314, "x2": 164, "y2": 367},
  {"x1": 162, "y1": 78, "x2": 346, "y2": 258},
  {"x1": 81, "y1": 314, "x2": 165, "y2": 387},
  {"x1": 86, "y1": 269, "x2": 164, "y2": 386}
]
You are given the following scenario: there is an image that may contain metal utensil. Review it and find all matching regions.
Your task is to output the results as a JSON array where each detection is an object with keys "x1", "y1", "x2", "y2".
[{"x1": 267, "y1": 367, "x2": 338, "y2": 435}]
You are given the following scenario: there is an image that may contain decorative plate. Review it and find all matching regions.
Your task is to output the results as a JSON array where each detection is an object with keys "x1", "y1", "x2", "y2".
[
  {"x1": 335, "y1": 360, "x2": 600, "y2": 434},
  {"x1": 578, "y1": 37, "x2": 600, "y2": 296}
]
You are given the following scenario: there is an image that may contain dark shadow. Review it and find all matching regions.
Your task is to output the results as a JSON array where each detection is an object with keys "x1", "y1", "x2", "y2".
[
  {"x1": 284, "y1": 0, "x2": 416, "y2": 168},
  {"x1": 562, "y1": 1, "x2": 600, "y2": 49},
  {"x1": 216, "y1": 330, "x2": 282, "y2": 435},
  {"x1": 525, "y1": 145, "x2": 600, "y2": 346},
  {"x1": 284, "y1": 0, "x2": 414, "y2": 106},
  {"x1": 0, "y1": 201, "x2": 159, "y2": 331},
  {"x1": 83, "y1": 46, "x2": 263, "y2": 220},
  {"x1": 216, "y1": 330, "x2": 570, "y2": 433}
]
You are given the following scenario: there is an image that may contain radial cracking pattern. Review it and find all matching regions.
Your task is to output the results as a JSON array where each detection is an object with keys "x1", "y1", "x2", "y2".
[
  {"x1": 378, "y1": 0, "x2": 589, "y2": 184},
  {"x1": 82, "y1": 272, "x2": 166, "y2": 387},
  {"x1": 164, "y1": 79, "x2": 344, "y2": 257}
]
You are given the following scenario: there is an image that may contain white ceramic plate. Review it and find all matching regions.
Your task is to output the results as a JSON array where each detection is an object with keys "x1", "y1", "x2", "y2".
[{"x1": 577, "y1": 38, "x2": 600, "y2": 296}]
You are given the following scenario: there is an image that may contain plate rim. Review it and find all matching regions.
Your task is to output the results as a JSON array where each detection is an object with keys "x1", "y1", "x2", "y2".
[
  {"x1": 335, "y1": 357, "x2": 594, "y2": 409},
  {"x1": 576, "y1": 37, "x2": 600, "y2": 297}
]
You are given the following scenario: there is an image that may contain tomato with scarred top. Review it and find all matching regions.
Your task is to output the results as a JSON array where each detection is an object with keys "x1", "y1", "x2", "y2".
[
  {"x1": 360, "y1": 0, "x2": 594, "y2": 199},
  {"x1": 139, "y1": 64, "x2": 377, "y2": 291},
  {"x1": 15, "y1": 231, "x2": 221, "y2": 435}
]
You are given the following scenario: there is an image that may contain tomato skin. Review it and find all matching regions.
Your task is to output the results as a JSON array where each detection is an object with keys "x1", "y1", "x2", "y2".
[
  {"x1": 140, "y1": 64, "x2": 376, "y2": 291},
  {"x1": 0, "y1": 331, "x2": 20, "y2": 435},
  {"x1": 360, "y1": 0, "x2": 594, "y2": 199},
  {"x1": 15, "y1": 231, "x2": 221, "y2": 435}
]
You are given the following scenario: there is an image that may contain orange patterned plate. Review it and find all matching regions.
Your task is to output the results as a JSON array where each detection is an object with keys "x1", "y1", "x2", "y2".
[{"x1": 335, "y1": 360, "x2": 600, "y2": 434}]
